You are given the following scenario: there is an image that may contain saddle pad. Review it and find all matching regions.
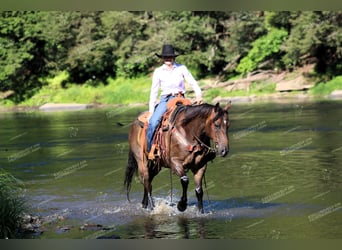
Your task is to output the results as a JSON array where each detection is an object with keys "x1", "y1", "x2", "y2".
[{"x1": 137, "y1": 111, "x2": 151, "y2": 126}]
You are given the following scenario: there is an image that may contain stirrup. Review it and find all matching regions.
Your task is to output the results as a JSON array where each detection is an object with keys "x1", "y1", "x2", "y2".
[{"x1": 148, "y1": 144, "x2": 159, "y2": 160}]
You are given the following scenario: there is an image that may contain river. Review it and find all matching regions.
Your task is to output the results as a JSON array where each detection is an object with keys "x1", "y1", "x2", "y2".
[{"x1": 0, "y1": 101, "x2": 341, "y2": 239}]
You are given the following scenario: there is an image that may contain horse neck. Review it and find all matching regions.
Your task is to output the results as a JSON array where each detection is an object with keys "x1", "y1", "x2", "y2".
[
  {"x1": 177, "y1": 106, "x2": 213, "y2": 140},
  {"x1": 182, "y1": 118, "x2": 206, "y2": 136}
]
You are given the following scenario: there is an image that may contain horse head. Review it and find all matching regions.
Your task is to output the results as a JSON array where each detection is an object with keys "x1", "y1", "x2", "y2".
[{"x1": 207, "y1": 102, "x2": 231, "y2": 157}]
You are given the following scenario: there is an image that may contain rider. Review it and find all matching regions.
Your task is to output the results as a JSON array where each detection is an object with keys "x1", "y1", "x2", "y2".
[{"x1": 146, "y1": 44, "x2": 203, "y2": 157}]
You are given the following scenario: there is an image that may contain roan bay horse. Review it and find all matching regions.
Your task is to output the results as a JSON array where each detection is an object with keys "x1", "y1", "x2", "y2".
[{"x1": 124, "y1": 102, "x2": 231, "y2": 213}]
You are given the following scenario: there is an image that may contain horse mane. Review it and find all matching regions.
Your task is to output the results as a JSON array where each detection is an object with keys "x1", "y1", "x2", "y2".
[{"x1": 180, "y1": 103, "x2": 224, "y2": 126}]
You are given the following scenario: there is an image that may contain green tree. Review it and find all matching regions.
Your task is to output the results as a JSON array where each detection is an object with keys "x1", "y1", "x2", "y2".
[
  {"x1": 218, "y1": 11, "x2": 267, "y2": 76},
  {"x1": 282, "y1": 11, "x2": 342, "y2": 76},
  {"x1": 1, "y1": 11, "x2": 341, "y2": 104},
  {"x1": 0, "y1": 11, "x2": 49, "y2": 102},
  {"x1": 236, "y1": 28, "x2": 288, "y2": 74},
  {"x1": 63, "y1": 12, "x2": 117, "y2": 84}
]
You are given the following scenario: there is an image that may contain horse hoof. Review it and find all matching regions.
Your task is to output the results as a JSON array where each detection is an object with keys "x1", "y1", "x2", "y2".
[{"x1": 177, "y1": 201, "x2": 187, "y2": 212}]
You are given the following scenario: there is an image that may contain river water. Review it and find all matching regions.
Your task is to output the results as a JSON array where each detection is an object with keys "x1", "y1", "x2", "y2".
[{"x1": 0, "y1": 101, "x2": 341, "y2": 239}]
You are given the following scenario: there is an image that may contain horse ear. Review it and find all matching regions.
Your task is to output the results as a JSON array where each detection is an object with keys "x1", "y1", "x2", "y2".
[
  {"x1": 215, "y1": 102, "x2": 220, "y2": 111},
  {"x1": 224, "y1": 101, "x2": 231, "y2": 111}
]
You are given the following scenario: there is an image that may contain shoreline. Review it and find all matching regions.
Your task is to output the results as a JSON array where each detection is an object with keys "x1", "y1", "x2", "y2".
[{"x1": 0, "y1": 92, "x2": 341, "y2": 113}]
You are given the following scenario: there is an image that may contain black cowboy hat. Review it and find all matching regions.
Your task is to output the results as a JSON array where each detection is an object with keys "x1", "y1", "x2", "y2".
[{"x1": 155, "y1": 44, "x2": 179, "y2": 58}]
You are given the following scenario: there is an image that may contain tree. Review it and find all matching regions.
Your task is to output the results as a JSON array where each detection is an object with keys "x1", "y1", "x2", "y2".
[
  {"x1": 0, "y1": 11, "x2": 49, "y2": 102},
  {"x1": 282, "y1": 11, "x2": 342, "y2": 76},
  {"x1": 218, "y1": 11, "x2": 267, "y2": 76},
  {"x1": 236, "y1": 28, "x2": 288, "y2": 74}
]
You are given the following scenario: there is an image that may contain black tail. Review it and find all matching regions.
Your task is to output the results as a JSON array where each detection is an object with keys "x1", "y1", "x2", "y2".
[{"x1": 124, "y1": 149, "x2": 138, "y2": 202}]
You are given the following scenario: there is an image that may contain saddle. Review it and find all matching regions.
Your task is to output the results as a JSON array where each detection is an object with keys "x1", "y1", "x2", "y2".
[{"x1": 137, "y1": 95, "x2": 192, "y2": 160}]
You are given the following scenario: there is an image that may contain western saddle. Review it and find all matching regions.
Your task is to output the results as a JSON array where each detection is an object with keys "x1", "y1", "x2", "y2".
[{"x1": 137, "y1": 93, "x2": 192, "y2": 160}]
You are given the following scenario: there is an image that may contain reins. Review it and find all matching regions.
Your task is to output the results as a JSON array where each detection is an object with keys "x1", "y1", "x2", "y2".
[{"x1": 192, "y1": 134, "x2": 216, "y2": 154}]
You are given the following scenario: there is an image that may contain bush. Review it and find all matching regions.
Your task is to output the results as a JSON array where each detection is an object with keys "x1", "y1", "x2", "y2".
[
  {"x1": 236, "y1": 28, "x2": 288, "y2": 74},
  {"x1": 310, "y1": 76, "x2": 342, "y2": 96},
  {"x1": 0, "y1": 169, "x2": 27, "y2": 238}
]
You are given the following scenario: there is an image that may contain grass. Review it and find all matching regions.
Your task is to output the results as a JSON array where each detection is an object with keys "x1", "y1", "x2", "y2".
[
  {"x1": 309, "y1": 76, "x2": 342, "y2": 96},
  {"x1": 2, "y1": 72, "x2": 342, "y2": 107},
  {"x1": 0, "y1": 169, "x2": 27, "y2": 238},
  {"x1": 19, "y1": 72, "x2": 151, "y2": 107}
]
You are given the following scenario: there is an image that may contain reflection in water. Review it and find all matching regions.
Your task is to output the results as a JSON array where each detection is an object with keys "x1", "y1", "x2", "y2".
[
  {"x1": 142, "y1": 216, "x2": 207, "y2": 239},
  {"x1": 1, "y1": 102, "x2": 342, "y2": 239}
]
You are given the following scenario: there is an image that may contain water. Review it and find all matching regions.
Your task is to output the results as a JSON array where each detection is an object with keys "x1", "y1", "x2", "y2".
[{"x1": 0, "y1": 101, "x2": 341, "y2": 239}]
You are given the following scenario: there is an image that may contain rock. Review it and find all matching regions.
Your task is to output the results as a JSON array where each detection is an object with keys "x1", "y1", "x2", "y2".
[
  {"x1": 0, "y1": 90, "x2": 15, "y2": 99},
  {"x1": 276, "y1": 75, "x2": 313, "y2": 92},
  {"x1": 231, "y1": 96, "x2": 252, "y2": 103},
  {"x1": 57, "y1": 225, "x2": 73, "y2": 233},
  {"x1": 39, "y1": 103, "x2": 94, "y2": 111},
  {"x1": 80, "y1": 223, "x2": 103, "y2": 230},
  {"x1": 328, "y1": 90, "x2": 342, "y2": 100},
  {"x1": 213, "y1": 96, "x2": 251, "y2": 104},
  {"x1": 19, "y1": 214, "x2": 43, "y2": 236}
]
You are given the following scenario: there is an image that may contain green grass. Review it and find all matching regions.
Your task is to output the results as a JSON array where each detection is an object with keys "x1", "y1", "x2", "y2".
[
  {"x1": 0, "y1": 99, "x2": 15, "y2": 107},
  {"x1": 2, "y1": 72, "x2": 342, "y2": 107},
  {"x1": 19, "y1": 72, "x2": 151, "y2": 106},
  {"x1": 0, "y1": 169, "x2": 27, "y2": 238},
  {"x1": 309, "y1": 76, "x2": 342, "y2": 96}
]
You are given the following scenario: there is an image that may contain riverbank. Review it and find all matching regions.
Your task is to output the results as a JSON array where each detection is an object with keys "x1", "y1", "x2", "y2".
[
  {"x1": 1, "y1": 92, "x2": 342, "y2": 113},
  {"x1": 1, "y1": 71, "x2": 342, "y2": 112}
]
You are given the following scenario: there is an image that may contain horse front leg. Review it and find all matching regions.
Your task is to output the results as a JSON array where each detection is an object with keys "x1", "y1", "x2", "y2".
[
  {"x1": 193, "y1": 165, "x2": 207, "y2": 213},
  {"x1": 177, "y1": 175, "x2": 189, "y2": 212}
]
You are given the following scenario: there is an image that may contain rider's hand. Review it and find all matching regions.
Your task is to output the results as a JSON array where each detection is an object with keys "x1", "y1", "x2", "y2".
[{"x1": 195, "y1": 96, "x2": 203, "y2": 104}]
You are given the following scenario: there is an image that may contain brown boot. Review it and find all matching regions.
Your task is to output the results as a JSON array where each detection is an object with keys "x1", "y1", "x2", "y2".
[{"x1": 148, "y1": 144, "x2": 159, "y2": 160}]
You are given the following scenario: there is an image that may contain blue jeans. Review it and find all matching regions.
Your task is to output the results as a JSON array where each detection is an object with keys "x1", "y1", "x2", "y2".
[{"x1": 146, "y1": 95, "x2": 176, "y2": 152}]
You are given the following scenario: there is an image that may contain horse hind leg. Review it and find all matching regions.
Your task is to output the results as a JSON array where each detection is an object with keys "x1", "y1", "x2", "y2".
[
  {"x1": 141, "y1": 173, "x2": 155, "y2": 210},
  {"x1": 142, "y1": 161, "x2": 159, "y2": 210},
  {"x1": 142, "y1": 179, "x2": 155, "y2": 210}
]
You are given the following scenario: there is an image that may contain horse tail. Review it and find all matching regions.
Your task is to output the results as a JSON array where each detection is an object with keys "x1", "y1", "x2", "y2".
[{"x1": 124, "y1": 149, "x2": 138, "y2": 202}]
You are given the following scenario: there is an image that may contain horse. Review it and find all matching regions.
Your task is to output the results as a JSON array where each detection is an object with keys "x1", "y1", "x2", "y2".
[{"x1": 124, "y1": 102, "x2": 231, "y2": 213}]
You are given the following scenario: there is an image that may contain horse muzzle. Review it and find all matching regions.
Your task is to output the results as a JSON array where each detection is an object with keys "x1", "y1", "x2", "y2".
[{"x1": 216, "y1": 144, "x2": 229, "y2": 157}]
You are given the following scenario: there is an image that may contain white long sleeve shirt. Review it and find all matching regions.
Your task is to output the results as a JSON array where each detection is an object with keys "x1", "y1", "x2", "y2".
[{"x1": 148, "y1": 62, "x2": 202, "y2": 113}]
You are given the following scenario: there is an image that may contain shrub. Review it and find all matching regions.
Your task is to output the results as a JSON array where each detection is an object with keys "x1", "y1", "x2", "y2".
[
  {"x1": 237, "y1": 28, "x2": 288, "y2": 74},
  {"x1": 310, "y1": 76, "x2": 342, "y2": 96},
  {"x1": 0, "y1": 169, "x2": 27, "y2": 238}
]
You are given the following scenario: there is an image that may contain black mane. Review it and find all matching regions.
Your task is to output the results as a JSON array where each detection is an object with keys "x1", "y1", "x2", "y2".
[{"x1": 179, "y1": 103, "x2": 225, "y2": 126}]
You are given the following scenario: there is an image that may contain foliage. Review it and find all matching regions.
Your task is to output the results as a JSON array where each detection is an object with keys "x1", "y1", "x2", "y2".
[
  {"x1": 236, "y1": 28, "x2": 288, "y2": 74},
  {"x1": 20, "y1": 72, "x2": 151, "y2": 106},
  {"x1": 309, "y1": 76, "x2": 342, "y2": 96},
  {"x1": 282, "y1": 11, "x2": 342, "y2": 76},
  {"x1": 0, "y1": 169, "x2": 27, "y2": 239},
  {"x1": 0, "y1": 11, "x2": 341, "y2": 104}
]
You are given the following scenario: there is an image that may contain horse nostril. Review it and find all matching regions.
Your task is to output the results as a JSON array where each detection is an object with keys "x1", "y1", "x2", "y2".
[
  {"x1": 221, "y1": 151, "x2": 226, "y2": 157},
  {"x1": 221, "y1": 147, "x2": 229, "y2": 157}
]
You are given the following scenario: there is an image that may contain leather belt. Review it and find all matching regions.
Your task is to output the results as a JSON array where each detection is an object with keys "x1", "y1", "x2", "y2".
[{"x1": 164, "y1": 93, "x2": 184, "y2": 98}]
